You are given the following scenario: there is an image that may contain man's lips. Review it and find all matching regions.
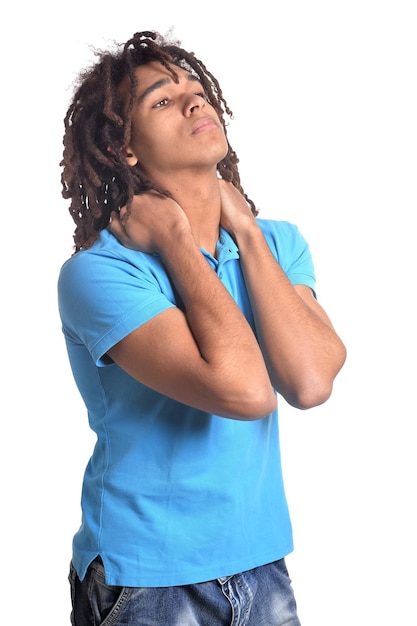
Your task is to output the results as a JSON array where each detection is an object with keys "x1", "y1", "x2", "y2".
[{"x1": 191, "y1": 117, "x2": 220, "y2": 134}]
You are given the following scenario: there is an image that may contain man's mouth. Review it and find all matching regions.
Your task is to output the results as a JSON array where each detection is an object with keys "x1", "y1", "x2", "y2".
[{"x1": 191, "y1": 117, "x2": 220, "y2": 134}]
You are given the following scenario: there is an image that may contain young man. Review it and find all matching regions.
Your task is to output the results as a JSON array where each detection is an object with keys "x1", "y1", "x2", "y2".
[{"x1": 58, "y1": 31, "x2": 346, "y2": 625}]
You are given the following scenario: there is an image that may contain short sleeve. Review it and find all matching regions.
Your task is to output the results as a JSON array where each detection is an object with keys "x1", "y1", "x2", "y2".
[
  {"x1": 58, "y1": 233, "x2": 176, "y2": 366},
  {"x1": 257, "y1": 219, "x2": 316, "y2": 293}
]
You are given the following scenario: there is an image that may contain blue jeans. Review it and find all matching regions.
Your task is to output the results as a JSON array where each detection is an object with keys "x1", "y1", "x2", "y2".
[{"x1": 69, "y1": 557, "x2": 301, "y2": 625}]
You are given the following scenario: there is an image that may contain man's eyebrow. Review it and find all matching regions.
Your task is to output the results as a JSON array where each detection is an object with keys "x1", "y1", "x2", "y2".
[{"x1": 137, "y1": 73, "x2": 201, "y2": 104}]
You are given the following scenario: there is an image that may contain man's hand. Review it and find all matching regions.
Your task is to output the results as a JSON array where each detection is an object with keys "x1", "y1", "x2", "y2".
[
  {"x1": 109, "y1": 192, "x2": 192, "y2": 255},
  {"x1": 218, "y1": 179, "x2": 258, "y2": 243}
]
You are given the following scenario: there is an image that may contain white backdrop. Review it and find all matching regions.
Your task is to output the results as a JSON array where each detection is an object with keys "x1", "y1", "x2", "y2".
[{"x1": 1, "y1": 1, "x2": 416, "y2": 624}]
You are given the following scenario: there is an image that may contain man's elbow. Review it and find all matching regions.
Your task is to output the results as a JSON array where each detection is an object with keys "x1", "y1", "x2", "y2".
[
  {"x1": 289, "y1": 383, "x2": 333, "y2": 410},
  {"x1": 227, "y1": 382, "x2": 277, "y2": 421},
  {"x1": 283, "y1": 349, "x2": 347, "y2": 410},
  {"x1": 285, "y1": 367, "x2": 345, "y2": 409}
]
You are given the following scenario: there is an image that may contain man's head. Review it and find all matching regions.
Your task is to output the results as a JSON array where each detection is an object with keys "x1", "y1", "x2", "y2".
[
  {"x1": 117, "y1": 60, "x2": 230, "y2": 190},
  {"x1": 61, "y1": 31, "x2": 256, "y2": 252}
]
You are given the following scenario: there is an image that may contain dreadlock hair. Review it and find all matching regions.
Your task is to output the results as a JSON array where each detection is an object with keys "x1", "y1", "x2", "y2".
[{"x1": 61, "y1": 30, "x2": 258, "y2": 253}]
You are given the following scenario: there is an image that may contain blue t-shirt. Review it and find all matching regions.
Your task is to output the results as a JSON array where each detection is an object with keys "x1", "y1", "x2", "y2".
[{"x1": 58, "y1": 219, "x2": 316, "y2": 587}]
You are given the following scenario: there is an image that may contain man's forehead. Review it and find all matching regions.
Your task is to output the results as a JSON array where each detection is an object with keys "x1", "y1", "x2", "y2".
[
  {"x1": 134, "y1": 61, "x2": 197, "y2": 84},
  {"x1": 118, "y1": 61, "x2": 199, "y2": 102}
]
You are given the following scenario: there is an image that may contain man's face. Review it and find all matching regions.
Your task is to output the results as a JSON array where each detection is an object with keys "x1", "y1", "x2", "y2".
[{"x1": 119, "y1": 61, "x2": 229, "y2": 185}]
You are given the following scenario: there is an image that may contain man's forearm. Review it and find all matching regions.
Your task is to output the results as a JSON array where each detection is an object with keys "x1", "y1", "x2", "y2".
[
  {"x1": 235, "y1": 224, "x2": 347, "y2": 408},
  {"x1": 160, "y1": 228, "x2": 276, "y2": 415}
]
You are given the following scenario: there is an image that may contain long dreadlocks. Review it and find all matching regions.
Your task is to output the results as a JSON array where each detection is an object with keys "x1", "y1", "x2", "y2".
[{"x1": 61, "y1": 31, "x2": 257, "y2": 253}]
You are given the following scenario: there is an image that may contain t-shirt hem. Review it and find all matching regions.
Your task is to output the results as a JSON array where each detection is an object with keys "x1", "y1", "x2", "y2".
[{"x1": 76, "y1": 544, "x2": 295, "y2": 587}]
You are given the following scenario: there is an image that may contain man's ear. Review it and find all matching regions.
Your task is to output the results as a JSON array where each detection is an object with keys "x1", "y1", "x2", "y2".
[
  {"x1": 106, "y1": 145, "x2": 138, "y2": 167},
  {"x1": 121, "y1": 147, "x2": 139, "y2": 167}
]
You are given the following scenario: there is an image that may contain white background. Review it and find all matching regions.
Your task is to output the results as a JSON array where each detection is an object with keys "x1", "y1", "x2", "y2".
[{"x1": 1, "y1": 1, "x2": 416, "y2": 623}]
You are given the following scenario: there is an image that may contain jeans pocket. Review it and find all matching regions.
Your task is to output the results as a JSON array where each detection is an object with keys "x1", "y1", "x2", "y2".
[
  {"x1": 88, "y1": 558, "x2": 131, "y2": 626},
  {"x1": 70, "y1": 557, "x2": 131, "y2": 626}
]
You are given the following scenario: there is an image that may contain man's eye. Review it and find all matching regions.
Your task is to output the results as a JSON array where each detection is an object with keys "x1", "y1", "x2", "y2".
[
  {"x1": 197, "y1": 92, "x2": 209, "y2": 101},
  {"x1": 154, "y1": 98, "x2": 169, "y2": 108}
]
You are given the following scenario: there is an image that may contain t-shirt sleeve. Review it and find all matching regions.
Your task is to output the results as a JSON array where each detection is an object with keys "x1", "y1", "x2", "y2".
[
  {"x1": 258, "y1": 219, "x2": 316, "y2": 293},
  {"x1": 58, "y1": 247, "x2": 176, "y2": 367}
]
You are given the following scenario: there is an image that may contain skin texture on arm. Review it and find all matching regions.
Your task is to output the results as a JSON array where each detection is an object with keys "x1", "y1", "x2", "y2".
[
  {"x1": 219, "y1": 180, "x2": 347, "y2": 409},
  {"x1": 107, "y1": 193, "x2": 276, "y2": 420}
]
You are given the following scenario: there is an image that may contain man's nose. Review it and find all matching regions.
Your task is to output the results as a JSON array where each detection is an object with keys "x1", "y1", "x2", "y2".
[{"x1": 184, "y1": 93, "x2": 206, "y2": 116}]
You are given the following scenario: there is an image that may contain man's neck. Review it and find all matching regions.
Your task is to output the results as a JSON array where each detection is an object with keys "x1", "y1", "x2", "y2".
[{"x1": 158, "y1": 171, "x2": 222, "y2": 256}]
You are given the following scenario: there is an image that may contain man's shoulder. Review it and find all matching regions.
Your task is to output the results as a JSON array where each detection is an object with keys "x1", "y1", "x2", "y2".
[
  {"x1": 256, "y1": 217, "x2": 298, "y2": 234},
  {"x1": 256, "y1": 218, "x2": 304, "y2": 248}
]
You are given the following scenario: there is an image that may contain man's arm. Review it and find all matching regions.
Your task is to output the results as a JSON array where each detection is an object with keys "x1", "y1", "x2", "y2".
[
  {"x1": 107, "y1": 193, "x2": 276, "y2": 420},
  {"x1": 219, "y1": 181, "x2": 347, "y2": 409}
]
